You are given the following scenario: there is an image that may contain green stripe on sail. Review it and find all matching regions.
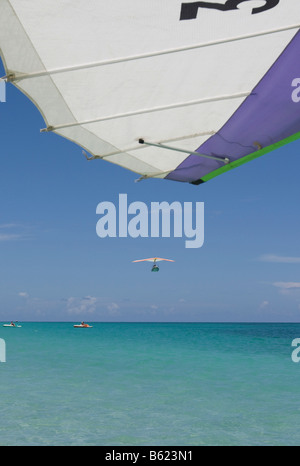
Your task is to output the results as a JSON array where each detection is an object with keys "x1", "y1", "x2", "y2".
[{"x1": 199, "y1": 131, "x2": 300, "y2": 183}]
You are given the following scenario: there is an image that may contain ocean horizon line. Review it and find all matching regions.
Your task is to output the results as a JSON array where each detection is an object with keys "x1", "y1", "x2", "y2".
[{"x1": 1, "y1": 320, "x2": 300, "y2": 324}]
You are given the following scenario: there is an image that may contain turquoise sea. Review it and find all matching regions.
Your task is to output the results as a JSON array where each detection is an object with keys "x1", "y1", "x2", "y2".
[{"x1": 0, "y1": 322, "x2": 300, "y2": 446}]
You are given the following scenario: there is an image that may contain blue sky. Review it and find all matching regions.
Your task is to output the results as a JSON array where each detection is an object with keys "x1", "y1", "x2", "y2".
[{"x1": 0, "y1": 60, "x2": 300, "y2": 322}]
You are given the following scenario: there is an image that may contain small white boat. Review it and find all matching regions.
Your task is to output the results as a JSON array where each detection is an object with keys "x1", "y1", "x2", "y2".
[{"x1": 3, "y1": 324, "x2": 22, "y2": 328}]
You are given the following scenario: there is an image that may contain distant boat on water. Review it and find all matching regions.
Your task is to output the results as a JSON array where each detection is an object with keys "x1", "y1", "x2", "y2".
[
  {"x1": 3, "y1": 322, "x2": 22, "y2": 328},
  {"x1": 74, "y1": 322, "x2": 93, "y2": 328}
]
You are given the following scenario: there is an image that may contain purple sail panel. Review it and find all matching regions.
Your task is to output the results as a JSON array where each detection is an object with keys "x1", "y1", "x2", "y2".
[{"x1": 167, "y1": 30, "x2": 300, "y2": 184}]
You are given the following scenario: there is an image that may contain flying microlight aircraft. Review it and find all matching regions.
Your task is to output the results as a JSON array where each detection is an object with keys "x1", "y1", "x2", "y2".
[{"x1": 133, "y1": 258, "x2": 175, "y2": 272}]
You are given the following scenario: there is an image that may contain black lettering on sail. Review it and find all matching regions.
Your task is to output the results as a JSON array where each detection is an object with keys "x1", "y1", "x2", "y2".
[{"x1": 180, "y1": 0, "x2": 280, "y2": 20}]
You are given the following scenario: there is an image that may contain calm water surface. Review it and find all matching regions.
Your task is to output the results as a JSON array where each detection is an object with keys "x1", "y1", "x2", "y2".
[{"x1": 0, "y1": 322, "x2": 300, "y2": 446}]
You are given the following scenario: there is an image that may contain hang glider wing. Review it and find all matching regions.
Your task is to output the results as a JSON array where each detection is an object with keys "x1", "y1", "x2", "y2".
[
  {"x1": 133, "y1": 258, "x2": 175, "y2": 263},
  {"x1": 1, "y1": 0, "x2": 299, "y2": 184}
]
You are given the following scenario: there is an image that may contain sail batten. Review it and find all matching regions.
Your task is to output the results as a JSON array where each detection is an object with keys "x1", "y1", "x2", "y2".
[{"x1": 4, "y1": 21, "x2": 300, "y2": 83}]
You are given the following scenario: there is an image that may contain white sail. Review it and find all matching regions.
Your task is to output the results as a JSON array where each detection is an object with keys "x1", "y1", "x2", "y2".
[{"x1": 0, "y1": 0, "x2": 299, "y2": 184}]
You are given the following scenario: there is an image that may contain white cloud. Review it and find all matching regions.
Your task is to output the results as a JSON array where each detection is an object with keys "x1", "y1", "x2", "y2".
[
  {"x1": 273, "y1": 282, "x2": 300, "y2": 290},
  {"x1": 0, "y1": 224, "x2": 32, "y2": 241},
  {"x1": 259, "y1": 300, "x2": 269, "y2": 309},
  {"x1": 66, "y1": 296, "x2": 98, "y2": 315},
  {"x1": 18, "y1": 292, "x2": 29, "y2": 298},
  {"x1": 106, "y1": 302, "x2": 121, "y2": 317},
  {"x1": 259, "y1": 254, "x2": 300, "y2": 264},
  {"x1": 272, "y1": 282, "x2": 300, "y2": 296},
  {"x1": 107, "y1": 302, "x2": 120, "y2": 311},
  {"x1": 0, "y1": 233, "x2": 23, "y2": 241},
  {"x1": 0, "y1": 224, "x2": 20, "y2": 229}
]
